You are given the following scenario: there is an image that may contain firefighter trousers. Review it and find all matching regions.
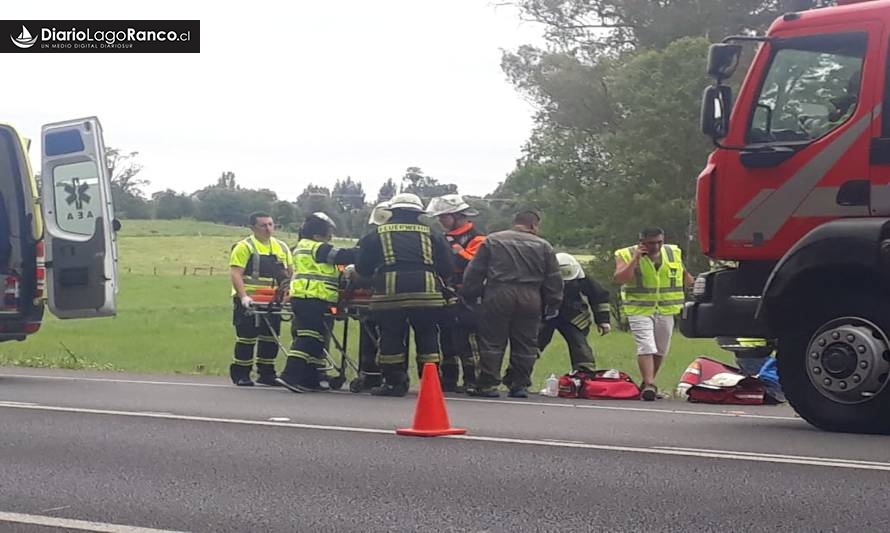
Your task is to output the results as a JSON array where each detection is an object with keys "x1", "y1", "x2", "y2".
[
  {"x1": 475, "y1": 284, "x2": 542, "y2": 391},
  {"x1": 439, "y1": 313, "x2": 478, "y2": 389},
  {"x1": 537, "y1": 319, "x2": 596, "y2": 372},
  {"x1": 281, "y1": 298, "x2": 332, "y2": 385},
  {"x1": 373, "y1": 307, "x2": 441, "y2": 386},
  {"x1": 232, "y1": 297, "x2": 281, "y2": 381}
]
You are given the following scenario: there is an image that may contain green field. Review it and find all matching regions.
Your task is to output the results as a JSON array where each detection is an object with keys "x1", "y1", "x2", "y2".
[{"x1": 0, "y1": 220, "x2": 732, "y2": 394}]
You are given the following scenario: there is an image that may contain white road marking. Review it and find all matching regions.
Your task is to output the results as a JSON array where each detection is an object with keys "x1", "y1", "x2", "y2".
[
  {"x1": 0, "y1": 511, "x2": 184, "y2": 532},
  {"x1": 447, "y1": 396, "x2": 799, "y2": 421},
  {"x1": 0, "y1": 402, "x2": 886, "y2": 473},
  {"x1": 0, "y1": 372, "x2": 799, "y2": 421},
  {"x1": 268, "y1": 417, "x2": 291, "y2": 422}
]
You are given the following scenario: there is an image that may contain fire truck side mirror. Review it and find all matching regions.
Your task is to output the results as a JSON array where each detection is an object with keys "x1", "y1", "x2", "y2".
[
  {"x1": 707, "y1": 43, "x2": 742, "y2": 81},
  {"x1": 701, "y1": 85, "x2": 732, "y2": 138}
]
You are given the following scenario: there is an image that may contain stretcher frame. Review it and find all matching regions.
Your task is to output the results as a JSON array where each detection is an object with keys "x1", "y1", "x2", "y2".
[{"x1": 244, "y1": 289, "x2": 380, "y2": 391}]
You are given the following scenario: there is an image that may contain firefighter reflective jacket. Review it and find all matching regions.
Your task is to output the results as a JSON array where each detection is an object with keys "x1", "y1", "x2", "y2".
[
  {"x1": 230, "y1": 235, "x2": 292, "y2": 297},
  {"x1": 556, "y1": 277, "x2": 611, "y2": 331},
  {"x1": 615, "y1": 244, "x2": 685, "y2": 316},
  {"x1": 355, "y1": 213, "x2": 454, "y2": 310},
  {"x1": 290, "y1": 238, "x2": 340, "y2": 303}
]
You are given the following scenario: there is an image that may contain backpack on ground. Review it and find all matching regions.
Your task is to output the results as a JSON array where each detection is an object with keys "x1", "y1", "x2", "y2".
[{"x1": 557, "y1": 369, "x2": 641, "y2": 400}]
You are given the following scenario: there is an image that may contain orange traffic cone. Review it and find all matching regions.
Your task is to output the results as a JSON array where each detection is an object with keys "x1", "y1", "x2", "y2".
[{"x1": 396, "y1": 362, "x2": 467, "y2": 437}]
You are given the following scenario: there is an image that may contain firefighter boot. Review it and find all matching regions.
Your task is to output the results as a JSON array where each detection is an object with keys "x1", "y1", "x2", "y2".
[
  {"x1": 229, "y1": 363, "x2": 254, "y2": 387},
  {"x1": 441, "y1": 357, "x2": 461, "y2": 392}
]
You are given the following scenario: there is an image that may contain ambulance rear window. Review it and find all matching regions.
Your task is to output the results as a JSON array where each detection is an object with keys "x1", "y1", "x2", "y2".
[{"x1": 44, "y1": 130, "x2": 84, "y2": 156}]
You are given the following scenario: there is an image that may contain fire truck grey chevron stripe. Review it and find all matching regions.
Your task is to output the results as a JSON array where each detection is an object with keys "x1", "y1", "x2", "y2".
[{"x1": 727, "y1": 107, "x2": 878, "y2": 242}]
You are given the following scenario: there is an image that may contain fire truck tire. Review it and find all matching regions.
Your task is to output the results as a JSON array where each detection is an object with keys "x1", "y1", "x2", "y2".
[{"x1": 778, "y1": 290, "x2": 890, "y2": 434}]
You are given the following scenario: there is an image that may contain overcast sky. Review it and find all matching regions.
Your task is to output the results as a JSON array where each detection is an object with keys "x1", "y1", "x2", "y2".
[{"x1": 5, "y1": 1, "x2": 545, "y2": 201}]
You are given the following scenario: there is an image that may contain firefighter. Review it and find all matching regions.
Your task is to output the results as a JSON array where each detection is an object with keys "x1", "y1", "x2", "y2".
[
  {"x1": 462, "y1": 210, "x2": 563, "y2": 398},
  {"x1": 538, "y1": 253, "x2": 611, "y2": 372},
  {"x1": 277, "y1": 212, "x2": 356, "y2": 393},
  {"x1": 425, "y1": 194, "x2": 486, "y2": 392},
  {"x1": 356, "y1": 193, "x2": 454, "y2": 397},
  {"x1": 613, "y1": 227, "x2": 695, "y2": 401},
  {"x1": 229, "y1": 212, "x2": 293, "y2": 386},
  {"x1": 350, "y1": 201, "x2": 393, "y2": 392}
]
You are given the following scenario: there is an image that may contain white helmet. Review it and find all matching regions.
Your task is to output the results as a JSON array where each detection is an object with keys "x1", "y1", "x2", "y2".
[
  {"x1": 426, "y1": 194, "x2": 479, "y2": 217},
  {"x1": 310, "y1": 211, "x2": 337, "y2": 230},
  {"x1": 556, "y1": 252, "x2": 585, "y2": 281},
  {"x1": 368, "y1": 202, "x2": 392, "y2": 225},
  {"x1": 387, "y1": 192, "x2": 424, "y2": 212}
]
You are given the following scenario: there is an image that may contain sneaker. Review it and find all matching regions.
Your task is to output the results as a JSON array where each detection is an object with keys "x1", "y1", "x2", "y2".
[
  {"x1": 641, "y1": 384, "x2": 657, "y2": 401},
  {"x1": 467, "y1": 387, "x2": 500, "y2": 398},
  {"x1": 256, "y1": 375, "x2": 282, "y2": 387},
  {"x1": 508, "y1": 387, "x2": 529, "y2": 399},
  {"x1": 233, "y1": 377, "x2": 254, "y2": 387},
  {"x1": 370, "y1": 382, "x2": 409, "y2": 397}
]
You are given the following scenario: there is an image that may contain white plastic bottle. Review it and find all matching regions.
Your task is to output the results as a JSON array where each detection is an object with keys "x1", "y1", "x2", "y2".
[{"x1": 544, "y1": 373, "x2": 559, "y2": 397}]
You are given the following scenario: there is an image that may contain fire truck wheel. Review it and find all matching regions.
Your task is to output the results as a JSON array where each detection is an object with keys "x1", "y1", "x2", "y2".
[{"x1": 778, "y1": 291, "x2": 890, "y2": 434}]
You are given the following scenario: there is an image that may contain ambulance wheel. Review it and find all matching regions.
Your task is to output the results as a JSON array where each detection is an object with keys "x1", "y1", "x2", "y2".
[
  {"x1": 329, "y1": 376, "x2": 346, "y2": 390},
  {"x1": 778, "y1": 290, "x2": 890, "y2": 434}
]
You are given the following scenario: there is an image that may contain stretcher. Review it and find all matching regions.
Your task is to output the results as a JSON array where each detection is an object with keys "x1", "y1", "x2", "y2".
[{"x1": 243, "y1": 284, "x2": 377, "y2": 391}]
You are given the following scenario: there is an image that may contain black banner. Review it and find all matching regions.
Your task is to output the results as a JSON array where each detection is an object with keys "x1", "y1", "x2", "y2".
[{"x1": 0, "y1": 20, "x2": 200, "y2": 53}]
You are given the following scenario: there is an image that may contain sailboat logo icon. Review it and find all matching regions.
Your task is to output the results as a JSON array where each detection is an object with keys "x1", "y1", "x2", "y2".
[{"x1": 10, "y1": 25, "x2": 37, "y2": 49}]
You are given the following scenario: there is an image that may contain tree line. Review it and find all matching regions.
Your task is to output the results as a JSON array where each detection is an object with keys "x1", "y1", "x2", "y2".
[{"x1": 111, "y1": 0, "x2": 837, "y2": 287}]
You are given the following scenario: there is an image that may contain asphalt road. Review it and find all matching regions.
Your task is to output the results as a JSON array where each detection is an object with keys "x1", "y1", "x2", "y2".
[{"x1": 1, "y1": 368, "x2": 889, "y2": 532}]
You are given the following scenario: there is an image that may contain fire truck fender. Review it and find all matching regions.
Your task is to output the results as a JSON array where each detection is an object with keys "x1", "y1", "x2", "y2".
[{"x1": 757, "y1": 218, "x2": 890, "y2": 322}]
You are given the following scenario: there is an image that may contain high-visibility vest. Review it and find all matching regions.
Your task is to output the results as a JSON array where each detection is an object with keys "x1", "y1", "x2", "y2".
[
  {"x1": 231, "y1": 236, "x2": 290, "y2": 297},
  {"x1": 290, "y1": 238, "x2": 339, "y2": 303},
  {"x1": 615, "y1": 244, "x2": 685, "y2": 316}
]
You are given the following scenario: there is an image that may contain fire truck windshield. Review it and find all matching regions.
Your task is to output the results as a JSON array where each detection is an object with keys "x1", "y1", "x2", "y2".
[{"x1": 747, "y1": 32, "x2": 866, "y2": 145}]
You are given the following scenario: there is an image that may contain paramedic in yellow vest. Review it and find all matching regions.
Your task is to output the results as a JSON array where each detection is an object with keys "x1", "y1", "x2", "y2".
[
  {"x1": 277, "y1": 212, "x2": 356, "y2": 393},
  {"x1": 613, "y1": 227, "x2": 694, "y2": 401},
  {"x1": 229, "y1": 212, "x2": 294, "y2": 387}
]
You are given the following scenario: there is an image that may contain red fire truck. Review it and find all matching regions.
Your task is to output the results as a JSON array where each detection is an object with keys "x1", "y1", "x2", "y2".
[{"x1": 682, "y1": 0, "x2": 890, "y2": 432}]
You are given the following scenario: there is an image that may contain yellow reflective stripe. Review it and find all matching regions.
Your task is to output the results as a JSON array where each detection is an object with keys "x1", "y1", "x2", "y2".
[
  {"x1": 256, "y1": 357, "x2": 276, "y2": 364},
  {"x1": 595, "y1": 303, "x2": 611, "y2": 312},
  {"x1": 287, "y1": 350, "x2": 309, "y2": 361},
  {"x1": 257, "y1": 336, "x2": 277, "y2": 343},
  {"x1": 231, "y1": 359, "x2": 254, "y2": 366},
  {"x1": 469, "y1": 333, "x2": 480, "y2": 368},
  {"x1": 306, "y1": 355, "x2": 327, "y2": 366},
  {"x1": 385, "y1": 271, "x2": 397, "y2": 295},
  {"x1": 381, "y1": 232, "x2": 395, "y2": 265},
  {"x1": 296, "y1": 329, "x2": 324, "y2": 341},
  {"x1": 420, "y1": 233, "x2": 432, "y2": 264},
  {"x1": 378, "y1": 353, "x2": 405, "y2": 365},
  {"x1": 417, "y1": 353, "x2": 441, "y2": 363},
  {"x1": 571, "y1": 314, "x2": 592, "y2": 329},
  {"x1": 235, "y1": 337, "x2": 257, "y2": 345},
  {"x1": 624, "y1": 287, "x2": 660, "y2": 294},
  {"x1": 425, "y1": 272, "x2": 434, "y2": 294}
]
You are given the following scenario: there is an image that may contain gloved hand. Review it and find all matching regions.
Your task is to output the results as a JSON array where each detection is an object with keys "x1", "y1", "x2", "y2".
[
  {"x1": 597, "y1": 323, "x2": 611, "y2": 336},
  {"x1": 240, "y1": 295, "x2": 253, "y2": 308}
]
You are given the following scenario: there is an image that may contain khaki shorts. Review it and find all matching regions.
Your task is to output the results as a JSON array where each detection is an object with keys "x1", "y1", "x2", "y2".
[{"x1": 627, "y1": 314, "x2": 674, "y2": 357}]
